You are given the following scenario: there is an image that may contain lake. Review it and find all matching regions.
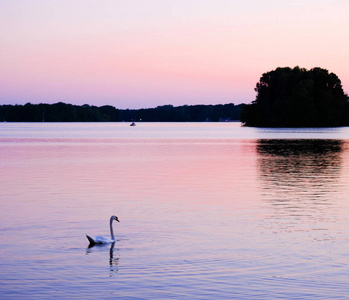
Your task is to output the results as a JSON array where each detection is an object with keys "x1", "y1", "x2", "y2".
[{"x1": 1, "y1": 122, "x2": 349, "y2": 299}]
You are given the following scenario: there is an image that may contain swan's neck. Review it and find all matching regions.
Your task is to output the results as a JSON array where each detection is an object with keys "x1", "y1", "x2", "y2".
[{"x1": 110, "y1": 218, "x2": 115, "y2": 241}]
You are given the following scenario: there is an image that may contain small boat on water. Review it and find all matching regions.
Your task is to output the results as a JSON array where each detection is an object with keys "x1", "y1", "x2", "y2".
[{"x1": 130, "y1": 122, "x2": 136, "y2": 126}]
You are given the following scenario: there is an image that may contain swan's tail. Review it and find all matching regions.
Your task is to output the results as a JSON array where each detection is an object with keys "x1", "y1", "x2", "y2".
[{"x1": 86, "y1": 235, "x2": 96, "y2": 247}]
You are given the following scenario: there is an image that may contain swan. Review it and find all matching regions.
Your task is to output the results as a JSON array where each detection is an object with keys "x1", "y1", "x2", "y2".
[{"x1": 86, "y1": 215, "x2": 120, "y2": 247}]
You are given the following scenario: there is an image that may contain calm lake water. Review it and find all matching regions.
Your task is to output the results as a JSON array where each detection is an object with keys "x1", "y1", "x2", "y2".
[{"x1": 1, "y1": 122, "x2": 349, "y2": 299}]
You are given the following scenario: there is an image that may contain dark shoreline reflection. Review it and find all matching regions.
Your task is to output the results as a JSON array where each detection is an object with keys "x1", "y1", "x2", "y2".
[
  {"x1": 256, "y1": 139, "x2": 344, "y2": 234},
  {"x1": 257, "y1": 139, "x2": 343, "y2": 183}
]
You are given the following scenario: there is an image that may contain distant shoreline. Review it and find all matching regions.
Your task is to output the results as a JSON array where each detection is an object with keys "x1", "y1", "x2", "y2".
[{"x1": 0, "y1": 102, "x2": 245, "y2": 123}]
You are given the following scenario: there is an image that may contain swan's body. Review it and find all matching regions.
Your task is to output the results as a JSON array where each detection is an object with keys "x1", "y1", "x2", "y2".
[{"x1": 86, "y1": 215, "x2": 119, "y2": 247}]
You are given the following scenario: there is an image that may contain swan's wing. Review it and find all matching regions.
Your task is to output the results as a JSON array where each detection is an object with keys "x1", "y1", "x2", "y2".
[{"x1": 94, "y1": 235, "x2": 114, "y2": 244}]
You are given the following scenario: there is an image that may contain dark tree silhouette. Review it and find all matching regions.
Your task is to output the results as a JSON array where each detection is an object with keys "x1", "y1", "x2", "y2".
[
  {"x1": 241, "y1": 66, "x2": 349, "y2": 127},
  {"x1": 0, "y1": 102, "x2": 243, "y2": 122}
]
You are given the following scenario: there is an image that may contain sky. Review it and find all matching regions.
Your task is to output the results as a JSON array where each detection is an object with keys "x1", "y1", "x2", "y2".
[{"x1": 1, "y1": 0, "x2": 349, "y2": 109}]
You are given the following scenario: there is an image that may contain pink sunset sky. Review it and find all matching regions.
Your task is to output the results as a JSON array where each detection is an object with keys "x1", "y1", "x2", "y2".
[{"x1": 1, "y1": 0, "x2": 348, "y2": 109}]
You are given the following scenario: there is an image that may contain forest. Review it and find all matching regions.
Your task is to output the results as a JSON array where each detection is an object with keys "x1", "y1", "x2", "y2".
[
  {"x1": 241, "y1": 67, "x2": 349, "y2": 127},
  {"x1": 0, "y1": 102, "x2": 244, "y2": 122}
]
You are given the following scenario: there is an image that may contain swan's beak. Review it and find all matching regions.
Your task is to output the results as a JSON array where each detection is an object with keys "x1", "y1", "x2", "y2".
[{"x1": 116, "y1": 218, "x2": 120, "y2": 222}]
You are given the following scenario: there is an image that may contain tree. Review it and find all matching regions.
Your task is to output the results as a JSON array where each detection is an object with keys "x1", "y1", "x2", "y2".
[{"x1": 241, "y1": 66, "x2": 349, "y2": 127}]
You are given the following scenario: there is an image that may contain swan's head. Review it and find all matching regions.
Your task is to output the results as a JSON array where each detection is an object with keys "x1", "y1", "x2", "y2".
[{"x1": 111, "y1": 215, "x2": 120, "y2": 222}]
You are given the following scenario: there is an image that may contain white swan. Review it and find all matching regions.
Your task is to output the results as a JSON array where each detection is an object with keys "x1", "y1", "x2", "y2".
[{"x1": 86, "y1": 215, "x2": 120, "y2": 247}]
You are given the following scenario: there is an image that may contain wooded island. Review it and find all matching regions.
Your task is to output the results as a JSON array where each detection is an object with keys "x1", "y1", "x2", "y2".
[{"x1": 241, "y1": 67, "x2": 349, "y2": 127}]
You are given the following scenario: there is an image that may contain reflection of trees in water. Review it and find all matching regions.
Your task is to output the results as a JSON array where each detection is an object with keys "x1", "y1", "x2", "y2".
[
  {"x1": 257, "y1": 139, "x2": 344, "y2": 235},
  {"x1": 257, "y1": 139, "x2": 343, "y2": 187}
]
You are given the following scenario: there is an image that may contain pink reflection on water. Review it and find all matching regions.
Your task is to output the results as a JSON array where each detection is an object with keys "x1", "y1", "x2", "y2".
[{"x1": 0, "y1": 137, "x2": 259, "y2": 227}]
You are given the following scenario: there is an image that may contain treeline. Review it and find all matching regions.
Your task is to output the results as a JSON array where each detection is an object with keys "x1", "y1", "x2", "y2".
[
  {"x1": 241, "y1": 66, "x2": 349, "y2": 127},
  {"x1": 0, "y1": 102, "x2": 244, "y2": 122}
]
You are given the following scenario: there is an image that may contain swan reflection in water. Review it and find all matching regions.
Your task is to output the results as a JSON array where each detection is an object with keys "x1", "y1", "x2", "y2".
[{"x1": 86, "y1": 242, "x2": 120, "y2": 274}]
